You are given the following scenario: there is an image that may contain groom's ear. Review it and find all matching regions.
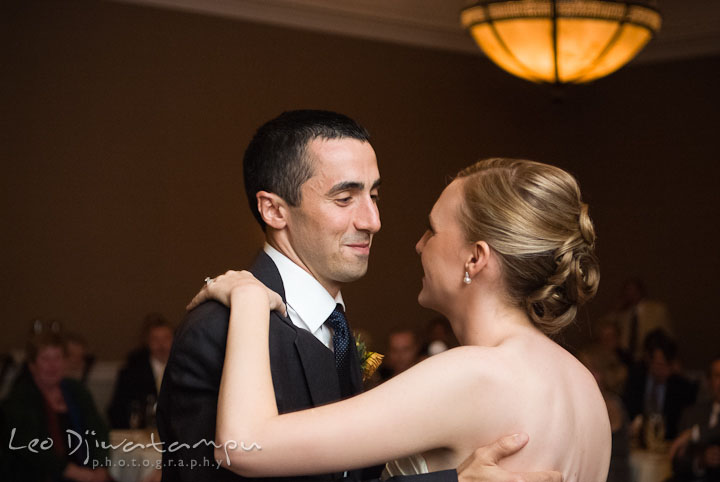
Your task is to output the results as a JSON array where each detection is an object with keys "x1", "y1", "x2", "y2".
[
  {"x1": 465, "y1": 241, "x2": 491, "y2": 280},
  {"x1": 257, "y1": 191, "x2": 289, "y2": 230}
]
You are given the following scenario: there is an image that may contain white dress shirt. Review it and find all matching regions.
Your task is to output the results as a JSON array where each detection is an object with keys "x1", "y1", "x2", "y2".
[
  {"x1": 690, "y1": 401, "x2": 720, "y2": 442},
  {"x1": 710, "y1": 401, "x2": 720, "y2": 429},
  {"x1": 150, "y1": 356, "x2": 166, "y2": 394},
  {"x1": 264, "y1": 244, "x2": 344, "y2": 350}
]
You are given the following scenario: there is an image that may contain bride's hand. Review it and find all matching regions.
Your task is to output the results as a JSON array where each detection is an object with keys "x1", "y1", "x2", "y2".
[{"x1": 186, "y1": 270, "x2": 287, "y2": 316}]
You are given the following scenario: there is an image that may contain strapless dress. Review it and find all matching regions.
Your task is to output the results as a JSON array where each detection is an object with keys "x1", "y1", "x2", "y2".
[{"x1": 381, "y1": 454, "x2": 429, "y2": 479}]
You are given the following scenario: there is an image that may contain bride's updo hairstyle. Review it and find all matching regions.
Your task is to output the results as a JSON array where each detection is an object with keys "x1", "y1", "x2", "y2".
[{"x1": 456, "y1": 158, "x2": 599, "y2": 334}]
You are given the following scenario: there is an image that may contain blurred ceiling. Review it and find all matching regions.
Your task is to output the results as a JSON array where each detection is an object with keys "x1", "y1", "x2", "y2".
[{"x1": 114, "y1": 0, "x2": 720, "y2": 63}]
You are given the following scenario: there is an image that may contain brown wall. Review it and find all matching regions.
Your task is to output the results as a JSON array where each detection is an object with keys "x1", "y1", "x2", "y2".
[{"x1": 2, "y1": 0, "x2": 719, "y2": 367}]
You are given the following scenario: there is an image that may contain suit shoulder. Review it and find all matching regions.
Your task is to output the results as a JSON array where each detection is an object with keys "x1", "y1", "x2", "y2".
[
  {"x1": 162, "y1": 302, "x2": 231, "y2": 390},
  {"x1": 175, "y1": 300, "x2": 230, "y2": 346}
]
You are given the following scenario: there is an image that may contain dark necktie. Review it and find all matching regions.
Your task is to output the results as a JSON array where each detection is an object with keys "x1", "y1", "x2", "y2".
[{"x1": 325, "y1": 304, "x2": 351, "y2": 371}]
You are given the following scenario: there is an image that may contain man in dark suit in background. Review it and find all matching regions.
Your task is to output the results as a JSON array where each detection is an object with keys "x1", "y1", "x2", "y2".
[
  {"x1": 108, "y1": 313, "x2": 173, "y2": 428},
  {"x1": 157, "y1": 110, "x2": 560, "y2": 482},
  {"x1": 670, "y1": 355, "x2": 720, "y2": 481},
  {"x1": 624, "y1": 329, "x2": 698, "y2": 442}
]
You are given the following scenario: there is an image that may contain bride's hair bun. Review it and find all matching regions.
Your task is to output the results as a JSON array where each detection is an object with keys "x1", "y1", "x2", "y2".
[{"x1": 456, "y1": 158, "x2": 599, "y2": 334}]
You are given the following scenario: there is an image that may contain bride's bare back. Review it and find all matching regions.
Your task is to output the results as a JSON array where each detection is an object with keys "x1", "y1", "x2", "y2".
[{"x1": 419, "y1": 333, "x2": 610, "y2": 482}]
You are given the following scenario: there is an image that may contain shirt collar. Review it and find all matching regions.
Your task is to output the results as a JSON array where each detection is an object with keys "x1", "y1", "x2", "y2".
[{"x1": 264, "y1": 243, "x2": 344, "y2": 332}]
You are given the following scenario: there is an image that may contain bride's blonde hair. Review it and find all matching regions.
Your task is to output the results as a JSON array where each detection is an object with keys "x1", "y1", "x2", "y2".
[{"x1": 456, "y1": 158, "x2": 599, "y2": 334}]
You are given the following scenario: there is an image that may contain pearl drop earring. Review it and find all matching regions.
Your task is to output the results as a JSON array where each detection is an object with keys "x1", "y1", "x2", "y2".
[{"x1": 463, "y1": 271, "x2": 471, "y2": 285}]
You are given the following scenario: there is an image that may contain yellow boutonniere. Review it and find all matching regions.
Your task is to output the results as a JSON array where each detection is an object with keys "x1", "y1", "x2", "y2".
[{"x1": 355, "y1": 334, "x2": 384, "y2": 382}]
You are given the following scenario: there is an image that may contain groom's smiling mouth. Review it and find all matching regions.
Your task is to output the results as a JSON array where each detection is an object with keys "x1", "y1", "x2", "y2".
[{"x1": 345, "y1": 242, "x2": 371, "y2": 255}]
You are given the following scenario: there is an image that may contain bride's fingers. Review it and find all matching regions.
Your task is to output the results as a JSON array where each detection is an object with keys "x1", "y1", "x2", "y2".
[
  {"x1": 186, "y1": 286, "x2": 209, "y2": 311},
  {"x1": 268, "y1": 291, "x2": 287, "y2": 317},
  {"x1": 187, "y1": 275, "x2": 219, "y2": 310},
  {"x1": 186, "y1": 270, "x2": 286, "y2": 315}
]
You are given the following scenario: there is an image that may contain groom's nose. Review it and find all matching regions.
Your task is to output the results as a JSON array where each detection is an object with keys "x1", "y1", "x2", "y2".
[{"x1": 354, "y1": 195, "x2": 381, "y2": 233}]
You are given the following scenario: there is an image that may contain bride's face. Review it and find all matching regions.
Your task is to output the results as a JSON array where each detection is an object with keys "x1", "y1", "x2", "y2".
[{"x1": 415, "y1": 179, "x2": 470, "y2": 313}]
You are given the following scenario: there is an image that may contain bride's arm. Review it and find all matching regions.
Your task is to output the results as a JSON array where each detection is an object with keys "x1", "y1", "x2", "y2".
[{"x1": 195, "y1": 271, "x2": 496, "y2": 478}]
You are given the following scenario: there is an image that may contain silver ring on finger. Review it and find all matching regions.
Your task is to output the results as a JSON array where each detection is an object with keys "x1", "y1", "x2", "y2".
[{"x1": 204, "y1": 276, "x2": 214, "y2": 286}]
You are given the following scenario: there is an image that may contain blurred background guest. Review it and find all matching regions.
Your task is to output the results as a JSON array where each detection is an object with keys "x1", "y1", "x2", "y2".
[
  {"x1": 594, "y1": 318, "x2": 633, "y2": 369},
  {"x1": 669, "y1": 354, "x2": 720, "y2": 481},
  {"x1": 1, "y1": 319, "x2": 65, "y2": 398},
  {"x1": 64, "y1": 332, "x2": 95, "y2": 385},
  {"x1": 602, "y1": 277, "x2": 674, "y2": 362},
  {"x1": 624, "y1": 329, "x2": 698, "y2": 443},
  {"x1": 107, "y1": 313, "x2": 173, "y2": 429},
  {"x1": 0, "y1": 351, "x2": 16, "y2": 400},
  {"x1": 0, "y1": 332, "x2": 110, "y2": 482},
  {"x1": 377, "y1": 327, "x2": 422, "y2": 382},
  {"x1": 421, "y1": 317, "x2": 458, "y2": 357},
  {"x1": 579, "y1": 343, "x2": 631, "y2": 482}
]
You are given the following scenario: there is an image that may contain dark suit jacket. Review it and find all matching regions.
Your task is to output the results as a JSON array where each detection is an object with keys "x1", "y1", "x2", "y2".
[
  {"x1": 157, "y1": 252, "x2": 457, "y2": 482},
  {"x1": 623, "y1": 364, "x2": 698, "y2": 440},
  {"x1": 672, "y1": 401, "x2": 720, "y2": 481},
  {"x1": 107, "y1": 347, "x2": 158, "y2": 429}
]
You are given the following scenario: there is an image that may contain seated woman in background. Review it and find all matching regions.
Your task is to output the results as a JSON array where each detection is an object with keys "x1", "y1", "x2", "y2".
[
  {"x1": 0, "y1": 332, "x2": 111, "y2": 482},
  {"x1": 192, "y1": 158, "x2": 612, "y2": 481}
]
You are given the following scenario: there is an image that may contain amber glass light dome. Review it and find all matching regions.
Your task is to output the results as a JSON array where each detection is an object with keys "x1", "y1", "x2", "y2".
[{"x1": 461, "y1": 0, "x2": 662, "y2": 84}]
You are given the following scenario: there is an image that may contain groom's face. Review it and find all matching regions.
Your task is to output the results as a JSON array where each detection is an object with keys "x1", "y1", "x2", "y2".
[{"x1": 286, "y1": 137, "x2": 381, "y2": 293}]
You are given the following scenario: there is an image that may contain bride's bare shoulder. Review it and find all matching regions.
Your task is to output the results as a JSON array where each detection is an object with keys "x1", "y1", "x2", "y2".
[
  {"x1": 427, "y1": 336, "x2": 596, "y2": 390},
  {"x1": 420, "y1": 345, "x2": 501, "y2": 364},
  {"x1": 412, "y1": 345, "x2": 516, "y2": 384}
]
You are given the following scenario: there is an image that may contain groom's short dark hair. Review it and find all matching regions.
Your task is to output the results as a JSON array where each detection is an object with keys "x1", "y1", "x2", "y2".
[{"x1": 243, "y1": 110, "x2": 370, "y2": 230}]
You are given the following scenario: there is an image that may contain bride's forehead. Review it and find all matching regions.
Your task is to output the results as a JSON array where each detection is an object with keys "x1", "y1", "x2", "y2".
[
  {"x1": 429, "y1": 181, "x2": 464, "y2": 229},
  {"x1": 435, "y1": 180, "x2": 463, "y2": 208}
]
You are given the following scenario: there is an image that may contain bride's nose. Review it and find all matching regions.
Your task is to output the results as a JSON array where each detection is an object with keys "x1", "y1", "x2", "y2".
[{"x1": 415, "y1": 231, "x2": 428, "y2": 255}]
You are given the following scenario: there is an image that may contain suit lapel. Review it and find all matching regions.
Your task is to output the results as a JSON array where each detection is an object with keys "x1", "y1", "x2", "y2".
[
  {"x1": 249, "y1": 251, "x2": 295, "y2": 330},
  {"x1": 249, "y1": 251, "x2": 343, "y2": 405}
]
